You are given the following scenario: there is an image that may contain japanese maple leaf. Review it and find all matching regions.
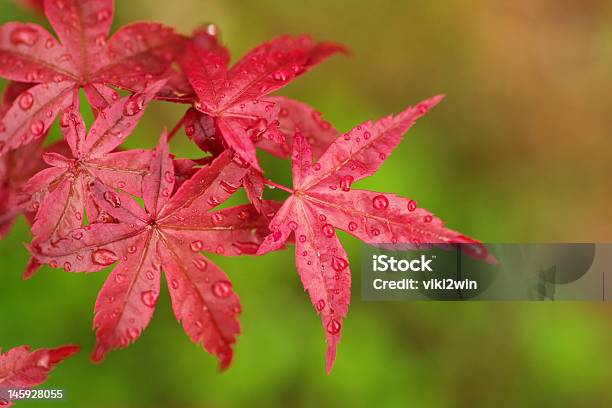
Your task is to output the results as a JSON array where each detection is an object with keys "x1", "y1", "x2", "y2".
[
  {"x1": 0, "y1": 0, "x2": 185, "y2": 155},
  {"x1": 24, "y1": 81, "x2": 164, "y2": 252},
  {"x1": 240, "y1": 96, "x2": 342, "y2": 212},
  {"x1": 0, "y1": 344, "x2": 79, "y2": 407},
  {"x1": 182, "y1": 32, "x2": 346, "y2": 171},
  {"x1": 257, "y1": 95, "x2": 491, "y2": 372},
  {"x1": 31, "y1": 136, "x2": 277, "y2": 369}
]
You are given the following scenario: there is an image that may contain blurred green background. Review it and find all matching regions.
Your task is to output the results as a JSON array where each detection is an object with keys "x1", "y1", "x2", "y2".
[{"x1": 2, "y1": 0, "x2": 612, "y2": 406}]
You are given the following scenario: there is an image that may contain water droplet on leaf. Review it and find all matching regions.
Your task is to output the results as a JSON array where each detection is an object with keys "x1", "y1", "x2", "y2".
[
  {"x1": 92, "y1": 249, "x2": 118, "y2": 266},
  {"x1": 326, "y1": 319, "x2": 341, "y2": 335},
  {"x1": 103, "y1": 191, "x2": 121, "y2": 208},
  {"x1": 322, "y1": 224, "x2": 334, "y2": 238},
  {"x1": 10, "y1": 27, "x2": 40, "y2": 46},
  {"x1": 212, "y1": 281, "x2": 232, "y2": 298},
  {"x1": 19, "y1": 92, "x2": 34, "y2": 110},
  {"x1": 190, "y1": 240, "x2": 204, "y2": 252},
  {"x1": 372, "y1": 195, "x2": 389, "y2": 210},
  {"x1": 141, "y1": 290, "x2": 158, "y2": 308}
]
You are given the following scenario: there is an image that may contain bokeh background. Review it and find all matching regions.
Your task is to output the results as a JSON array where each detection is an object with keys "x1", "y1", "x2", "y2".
[{"x1": 2, "y1": 0, "x2": 612, "y2": 406}]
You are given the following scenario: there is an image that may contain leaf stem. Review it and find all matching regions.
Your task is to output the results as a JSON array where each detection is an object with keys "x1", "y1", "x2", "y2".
[
  {"x1": 167, "y1": 112, "x2": 186, "y2": 141},
  {"x1": 264, "y1": 179, "x2": 293, "y2": 193}
]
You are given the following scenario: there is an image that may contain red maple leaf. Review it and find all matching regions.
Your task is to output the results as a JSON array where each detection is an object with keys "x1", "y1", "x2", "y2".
[
  {"x1": 0, "y1": 344, "x2": 79, "y2": 407},
  {"x1": 0, "y1": 0, "x2": 185, "y2": 155},
  {"x1": 257, "y1": 95, "x2": 491, "y2": 372},
  {"x1": 31, "y1": 135, "x2": 278, "y2": 369},
  {"x1": 24, "y1": 81, "x2": 164, "y2": 255},
  {"x1": 178, "y1": 28, "x2": 346, "y2": 171}
]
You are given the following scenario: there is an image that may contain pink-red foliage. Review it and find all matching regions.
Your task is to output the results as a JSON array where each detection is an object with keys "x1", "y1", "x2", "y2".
[
  {"x1": 0, "y1": 344, "x2": 79, "y2": 407},
  {"x1": 0, "y1": 0, "x2": 488, "y2": 372}
]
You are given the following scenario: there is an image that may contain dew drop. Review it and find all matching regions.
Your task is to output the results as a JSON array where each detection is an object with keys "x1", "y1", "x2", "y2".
[
  {"x1": 115, "y1": 273, "x2": 125, "y2": 283},
  {"x1": 348, "y1": 221, "x2": 358, "y2": 231},
  {"x1": 19, "y1": 92, "x2": 34, "y2": 110},
  {"x1": 371, "y1": 228, "x2": 381, "y2": 237},
  {"x1": 190, "y1": 240, "x2": 204, "y2": 252},
  {"x1": 10, "y1": 26, "x2": 40, "y2": 46},
  {"x1": 220, "y1": 180, "x2": 238, "y2": 194},
  {"x1": 313, "y1": 163, "x2": 321, "y2": 171},
  {"x1": 193, "y1": 258, "x2": 208, "y2": 270},
  {"x1": 372, "y1": 195, "x2": 389, "y2": 210},
  {"x1": 97, "y1": 8, "x2": 111, "y2": 21},
  {"x1": 95, "y1": 35, "x2": 107, "y2": 47},
  {"x1": 272, "y1": 230, "x2": 282, "y2": 242},
  {"x1": 212, "y1": 213, "x2": 224, "y2": 224},
  {"x1": 288, "y1": 221, "x2": 298, "y2": 230},
  {"x1": 216, "y1": 245, "x2": 224, "y2": 254},
  {"x1": 164, "y1": 171, "x2": 174, "y2": 183},
  {"x1": 123, "y1": 94, "x2": 146, "y2": 116},
  {"x1": 92, "y1": 249, "x2": 118, "y2": 266},
  {"x1": 340, "y1": 175, "x2": 354, "y2": 192},
  {"x1": 326, "y1": 319, "x2": 342, "y2": 335},
  {"x1": 117, "y1": 181, "x2": 126, "y2": 189},
  {"x1": 298, "y1": 234, "x2": 307, "y2": 243},
  {"x1": 127, "y1": 245, "x2": 137, "y2": 254},
  {"x1": 29, "y1": 120, "x2": 45, "y2": 137},
  {"x1": 407, "y1": 200, "x2": 417, "y2": 212},
  {"x1": 363, "y1": 131, "x2": 371, "y2": 140},
  {"x1": 145, "y1": 271, "x2": 154, "y2": 280},
  {"x1": 272, "y1": 70, "x2": 288, "y2": 81},
  {"x1": 212, "y1": 281, "x2": 232, "y2": 298},
  {"x1": 170, "y1": 279, "x2": 179, "y2": 289},
  {"x1": 141, "y1": 290, "x2": 158, "y2": 308},
  {"x1": 423, "y1": 215, "x2": 433, "y2": 223},
  {"x1": 316, "y1": 299, "x2": 326, "y2": 312},
  {"x1": 207, "y1": 196, "x2": 220, "y2": 206},
  {"x1": 72, "y1": 231, "x2": 83, "y2": 240},
  {"x1": 103, "y1": 191, "x2": 121, "y2": 208},
  {"x1": 322, "y1": 224, "x2": 334, "y2": 238},
  {"x1": 127, "y1": 327, "x2": 140, "y2": 340},
  {"x1": 63, "y1": 262, "x2": 72, "y2": 271},
  {"x1": 331, "y1": 256, "x2": 348, "y2": 272}
]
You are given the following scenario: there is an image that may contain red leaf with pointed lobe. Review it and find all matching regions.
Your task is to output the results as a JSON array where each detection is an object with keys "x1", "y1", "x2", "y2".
[
  {"x1": 25, "y1": 81, "x2": 164, "y2": 255},
  {"x1": 0, "y1": 0, "x2": 186, "y2": 154},
  {"x1": 182, "y1": 32, "x2": 346, "y2": 170},
  {"x1": 158, "y1": 24, "x2": 230, "y2": 103},
  {"x1": 257, "y1": 96, "x2": 491, "y2": 372},
  {"x1": 265, "y1": 96, "x2": 340, "y2": 159},
  {"x1": 0, "y1": 344, "x2": 78, "y2": 407},
  {"x1": 31, "y1": 135, "x2": 278, "y2": 369}
]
